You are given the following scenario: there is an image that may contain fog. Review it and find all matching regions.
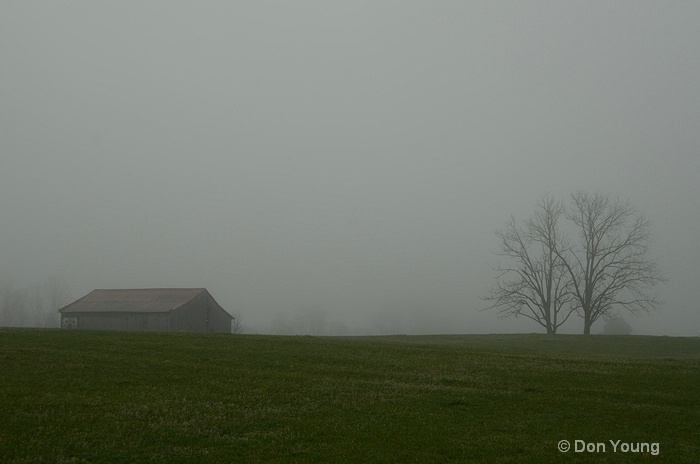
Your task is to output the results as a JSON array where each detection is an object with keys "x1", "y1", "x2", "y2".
[{"x1": 2, "y1": 1, "x2": 698, "y2": 335}]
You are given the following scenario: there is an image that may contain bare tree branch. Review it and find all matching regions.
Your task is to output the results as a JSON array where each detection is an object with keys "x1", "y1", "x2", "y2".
[
  {"x1": 485, "y1": 192, "x2": 665, "y2": 335},
  {"x1": 231, "y1": 312, "x2": 244, "y2": 334},
  {"x1": 483, "y1": 194, "x2": 573, "y2": 334},
  {"x1": 561, "y1": 192, "x2": 665, "y2": 334}
]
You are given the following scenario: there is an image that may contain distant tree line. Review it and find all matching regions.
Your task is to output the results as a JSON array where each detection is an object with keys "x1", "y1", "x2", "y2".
[
  {"x1": 269, "y1": 306, "x2": 351, "y2": 336},
  {"x1": 0, "y1": 277, "x2": 71, "y2": 328},
  {"x1": 484, "y1": 192, "x2": 665, "y2": 335}
]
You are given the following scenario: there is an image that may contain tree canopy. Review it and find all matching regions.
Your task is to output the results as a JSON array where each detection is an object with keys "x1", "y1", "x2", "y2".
[{"x1": 485, "y1": 192, "x2": 665, "y2": 335}]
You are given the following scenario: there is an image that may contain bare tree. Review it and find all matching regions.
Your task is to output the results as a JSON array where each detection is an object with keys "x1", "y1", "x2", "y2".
[
  {"x1": 0, "y1": 282, "x2": 28, "y2": 327},
  {"x1": 558, "y1": 192, "x2": 665, "y2": 335},
  {"x1": 36, "y1": 276, "x2": 71, "y2": 327},
  {"x1": 231, "y1": 312, "x2": 244, "y2": 334},
  {"x1": 484, "y1": 195, "x2": 574, "y2": 334},
  {"x1": 0, "y1": 277, "x2": 71, "y2": 328},
  {"x1": 45, "y1": 276, "x2": 71, "y2": 318},
  {"x1": 29, "y1": 284, "x2": 48, "y2": 327}
]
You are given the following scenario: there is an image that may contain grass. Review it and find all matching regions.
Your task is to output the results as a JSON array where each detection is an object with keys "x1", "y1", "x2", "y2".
[{"x1": 1, "y1": 329, "x2": 698, "y2": 463}]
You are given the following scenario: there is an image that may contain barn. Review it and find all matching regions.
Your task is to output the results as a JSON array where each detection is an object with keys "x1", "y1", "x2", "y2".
[{"x1": 58, "y1": 288, "x2": 233, "y2": 333}]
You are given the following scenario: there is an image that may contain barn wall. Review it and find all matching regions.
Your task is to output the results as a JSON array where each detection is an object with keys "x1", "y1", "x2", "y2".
[
  {"x1": 123, "y1": 313, "x2": 170, "y2": 332},
  {"x1": 169, "y1": 291, "x2": 232, "y2": 333},
  {"x1": 205, "y1": 293, "x2": 233, "y2": 333},
  {"x1": 170, "y1": 292, "x2": 208, "y2": 332},
  {"x1": 61, "y1": 312, "x2": 170, "y2": 332}
]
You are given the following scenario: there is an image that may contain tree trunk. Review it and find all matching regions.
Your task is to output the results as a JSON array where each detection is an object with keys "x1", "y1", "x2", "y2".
[{"x1": 583, "y1": 313, "x2": 592, "y2": 335}]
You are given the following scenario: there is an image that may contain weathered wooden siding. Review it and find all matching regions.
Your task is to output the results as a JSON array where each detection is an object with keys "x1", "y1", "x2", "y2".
[
  {"x1": 204, "y1": 292, "x2": 233, "y2": 333},
  {"x1": 170, "y1": 292, "x2": 208, "y2": 332},
  {"x1": 62, "y1": 312, "x2": 170, "y2": 331},
  {"x1": 167, "y1": 291, "x2": 231, "y2": 333}
]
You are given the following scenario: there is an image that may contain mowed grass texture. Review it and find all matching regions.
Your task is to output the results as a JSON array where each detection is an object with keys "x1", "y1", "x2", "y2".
[{"x1": 1, "y1": 330, "x2": 698, "y2": 463}]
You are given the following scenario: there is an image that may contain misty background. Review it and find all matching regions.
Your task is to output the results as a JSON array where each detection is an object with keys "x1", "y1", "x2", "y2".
[{"x1": 1, "y1": 1, "x2": 698, "y2": 335}]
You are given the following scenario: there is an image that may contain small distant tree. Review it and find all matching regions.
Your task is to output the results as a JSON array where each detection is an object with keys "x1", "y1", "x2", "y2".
[
  {"x1": 231, "y1": 312, "x2": 244, "y2": 334},
  {"x1": 483, "y1": 195, "x2": 574, "y2": 334},
  {"x1": 0, "y1": 282, "x2": 28, "y2": 327},
  {"x1": 601, "y1": 316, "x2": 633, "y2": 335},
  {"x1": 29, "y1": 284, "x2": 48, "y2": 327}
]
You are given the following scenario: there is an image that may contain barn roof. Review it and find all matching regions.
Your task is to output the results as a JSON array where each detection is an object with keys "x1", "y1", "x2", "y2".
[{"x1": 58, "y1": 288, "x2": 210, "y2": 314}]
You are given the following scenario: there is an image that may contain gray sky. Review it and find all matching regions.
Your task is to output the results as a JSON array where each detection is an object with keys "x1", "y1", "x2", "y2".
[{"x1": 2, "y1": 1, "x2": 698, "y2": 335}]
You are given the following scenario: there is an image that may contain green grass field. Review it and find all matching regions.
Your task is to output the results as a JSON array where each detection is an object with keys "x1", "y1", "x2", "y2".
[{"x1": 1, "y1": 329, "x2": 698, "y2": 463}]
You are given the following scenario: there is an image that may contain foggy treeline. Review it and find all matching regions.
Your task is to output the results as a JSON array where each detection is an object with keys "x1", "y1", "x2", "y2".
[
  {"x1": 268, "y1": 307, "x2": 348, "y2": 336},
  {"x1": 0, "y1": 277, "x2": 71, "y2": 329},
  {"x1": 261, "y1": 300, "x2": 465, "y2": 336}
]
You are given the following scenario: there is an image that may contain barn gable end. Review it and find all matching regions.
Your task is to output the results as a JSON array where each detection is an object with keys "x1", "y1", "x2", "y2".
[{"x1": 58, "y1": 288, "x2": 233, "y2": 333}]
